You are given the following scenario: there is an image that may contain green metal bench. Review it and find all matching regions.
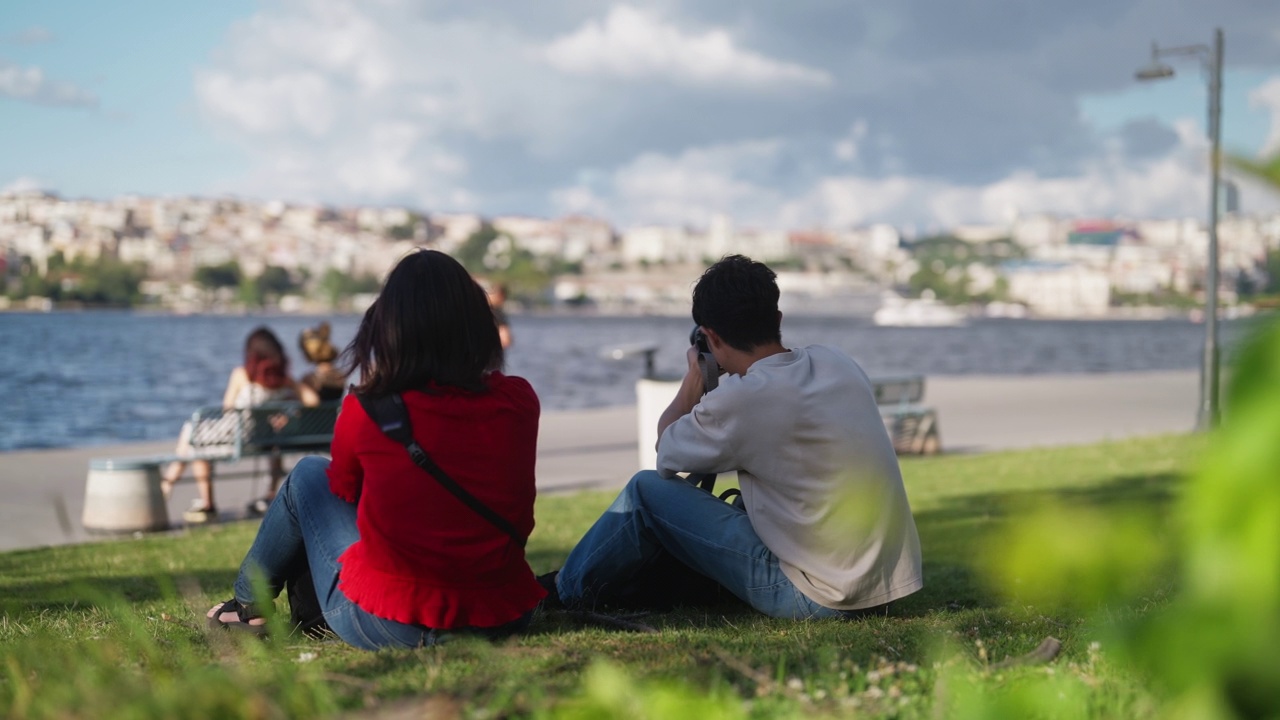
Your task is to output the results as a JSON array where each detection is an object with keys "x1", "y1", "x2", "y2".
[
  {"x1": 140, "y1": 400, "x2": 342, "y2": 465},
  {"x1": 82, "y1": 401, "x2": 341, "y2": 533},
  {"x1": 871, "y1": 375, "x2": 941, "y2": 455}
]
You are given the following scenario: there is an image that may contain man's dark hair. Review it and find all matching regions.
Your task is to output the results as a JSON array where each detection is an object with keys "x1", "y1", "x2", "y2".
[
  {"x1": 343, "y1": 249, "x2": 503, "y2": 396},
  {"x1": 691, "y1": 254, "x2": 781, "y2": 352}
]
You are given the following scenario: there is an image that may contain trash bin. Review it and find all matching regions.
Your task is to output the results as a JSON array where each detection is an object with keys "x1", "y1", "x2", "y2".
[
  {"x1": 82, "y1": 457, "x2": 170, "y2": 533},
  {"x1": 636, "y1": 376, "x2": 682, "y2": 470}
]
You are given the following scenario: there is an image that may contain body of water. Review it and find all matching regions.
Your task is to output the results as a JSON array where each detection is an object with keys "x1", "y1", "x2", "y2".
[{"x1": 0, "y1": 311, "x2": 1261, "y2": 452}]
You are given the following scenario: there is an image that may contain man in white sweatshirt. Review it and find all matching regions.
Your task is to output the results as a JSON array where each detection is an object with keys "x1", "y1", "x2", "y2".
[{"x1": 545, "y1": 255, "x2": 923, "y2": 618}]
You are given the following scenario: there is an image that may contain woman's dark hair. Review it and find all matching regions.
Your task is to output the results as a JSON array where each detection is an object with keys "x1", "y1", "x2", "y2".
[
  {"x1": 243, "y1": 327, "x2": 289, "y2": 389},
  {"x1": 691, "y1": 254, "x2": 781, "y2": 352},
  {"x1": 342, "y1": 249, "x2": 503, "y2": 396}
]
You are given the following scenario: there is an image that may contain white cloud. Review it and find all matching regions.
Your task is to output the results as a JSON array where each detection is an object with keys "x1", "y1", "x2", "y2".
[
  {"x1": 833, "y1": 121, "x2": 869, "y2": 162},
  {"x1": 0, "y1": 62, "x2": 96, "y2": 107},
  {"x1": 195, "y1": 1, "x2": 1280, "y2": 225},
  {"x1": 545, "y1": 5, "x2": 831, "y2": 88},
  {"x1": 6, "y1": 27, "x2": 54, "y2": 45},
  {"x1": 554, "y1": 140, "x2": 788, "y2": 226},
  {"x1": 196, "y1": 0, "x2": 478, "y2": 206},
  {"x1": 2, "y1": 177, "x2": 47, "y2": 194},
  {"x1": 554, "y1": 119, "x2": 1249, "y2": 231},
  {"x1": 197, "y1": 72, "x2": 336, "y2": 137},
  {"x1": 1249, "y1": 77, "x2": 1280, "y2": 156}
]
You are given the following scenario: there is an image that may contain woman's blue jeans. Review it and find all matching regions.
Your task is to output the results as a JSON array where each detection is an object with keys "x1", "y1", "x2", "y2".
[
  {"x1": 555, "y1": 470, "x2": 864, "y2": 619},
  {"x1": 233, "y1": 456, "x2": 528, "y2": 650}
]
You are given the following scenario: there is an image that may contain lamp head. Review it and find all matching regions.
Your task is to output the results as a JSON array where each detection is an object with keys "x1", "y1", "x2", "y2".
[
  {"x1": 1135, "y1": 41, "x2": 1175, "y2": 81},
  {"x1": 1135, "y1": 62, "x2": 1175, "y2": 81}
]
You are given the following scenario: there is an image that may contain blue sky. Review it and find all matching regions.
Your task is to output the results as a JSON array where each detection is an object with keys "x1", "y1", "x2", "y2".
[
  {"x1": 3, "y1": 1, "x2": 1280, "y2": 229},
  {"x1": 1, "y1": 1, "x2": 252, "y2": 197},
  {"x1": 1080, "y1": 68, "x2": 1274, "y2": 154}
]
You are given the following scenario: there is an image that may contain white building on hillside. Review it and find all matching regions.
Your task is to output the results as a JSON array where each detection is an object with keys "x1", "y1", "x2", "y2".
[
  {"x1": 1011, "y1": 213, "x2": 1067, "y2": 247},
  {"x1": 1110, "y1": 244, "x2": 1174, "y2": 295},
  {"x1": 953, "y1": 223, "x2": 1009, "y2": 243},
  {"x1": 622, "y1": 226, "x2": 701, "y2": 265},
  {"x1": 430, "y1": 213, "x2": 483, "y2": 252},
  {"x1": 1004, "y1": 261, "x2": 1111, "y2": 317}
]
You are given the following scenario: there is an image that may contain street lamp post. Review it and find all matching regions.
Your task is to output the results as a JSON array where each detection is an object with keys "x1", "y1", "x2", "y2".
[{"x1": 1135, "y1": 28, "x2": 1224, "y2": 430}]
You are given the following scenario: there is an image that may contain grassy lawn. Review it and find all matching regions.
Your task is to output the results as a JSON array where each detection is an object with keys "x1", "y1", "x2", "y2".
[{"x1": 0, "y1": 434, "x2": 1207, "y2": 719}]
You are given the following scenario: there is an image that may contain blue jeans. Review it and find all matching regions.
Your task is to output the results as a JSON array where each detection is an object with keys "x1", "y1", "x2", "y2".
[
  {"x1": 556, "y1": 470, "x2": 863, "y2": 619},
  {"x1": 233, "y1": 456, "x2": 529, "y2": 650}
]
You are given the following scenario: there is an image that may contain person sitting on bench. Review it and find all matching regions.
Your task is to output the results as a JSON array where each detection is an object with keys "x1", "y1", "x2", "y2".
[{"x1": 161, "y1": 327, "x2": 318, "y2": 523}]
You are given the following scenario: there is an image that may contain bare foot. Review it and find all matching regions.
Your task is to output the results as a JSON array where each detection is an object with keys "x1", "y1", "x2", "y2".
[{"x1": 160, "y1": 475, "x2": 177, "y2": 499}]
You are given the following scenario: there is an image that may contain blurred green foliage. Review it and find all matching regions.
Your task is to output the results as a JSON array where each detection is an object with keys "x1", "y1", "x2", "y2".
[
  {"x1": 235, "y1": 264, "x2": 299, "y2": 307},
  {"x1": 973, "y1": 316, "x2": 1280, "y2": 719},
  {"x1": 982, "y1": 503, "x2": 1166, "y2": 611},
  {"x1": 1122, "y1": 317, "x2": 1280, "y2": 719},
  {"x1": 904, "y1": 235, "x2": 1023, "y2": 304},
  {"x1": 193, "y1": 260, "x2": 242, "y2": 291},
  {"x1": 1227, "y1": 152, "x2": 1280, "y2": 190},
  {"x1": 318, "y1": 267, "x2": 381, "y2": 309},
  {"x1": 6, "y1": 251, "x2": 148, "y2": 306},
  {"x1": 542, "y1": 663, "x2": 747, "y2": 720},
  {"x1": 456, "y1": 223, "x2": 580, "y2": 304}
]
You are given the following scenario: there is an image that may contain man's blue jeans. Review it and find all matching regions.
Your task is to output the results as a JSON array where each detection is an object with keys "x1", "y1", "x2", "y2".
[
  {"x1": 233, "y1": 456, "x2": 528, "y2": 649},
  {"x1": 556, "y1": 470, "x2": 858, "y2": 619}
]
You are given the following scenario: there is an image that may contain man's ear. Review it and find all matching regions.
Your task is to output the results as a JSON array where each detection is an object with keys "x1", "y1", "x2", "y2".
[{"x1": 702, "y1": 326, "x2": 725, "y2": 350}]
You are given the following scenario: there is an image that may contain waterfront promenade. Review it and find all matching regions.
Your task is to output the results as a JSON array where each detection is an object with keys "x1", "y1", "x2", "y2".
[{"x1": 0, "y1": 370, "x2": 1198, "y2": 553}]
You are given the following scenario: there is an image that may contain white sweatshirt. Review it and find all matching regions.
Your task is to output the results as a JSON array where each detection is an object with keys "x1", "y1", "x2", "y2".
[{"x1": 657, "y1": 344, "x2": 924, "y2": 610}]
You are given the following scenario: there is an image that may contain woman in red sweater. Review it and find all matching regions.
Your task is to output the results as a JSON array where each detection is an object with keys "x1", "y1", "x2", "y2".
[{"x1": 206, "y1": 250, "x2": 545, "y2": 648}]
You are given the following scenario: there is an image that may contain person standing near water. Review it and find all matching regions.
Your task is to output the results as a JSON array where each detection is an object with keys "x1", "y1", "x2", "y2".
[{"x1": 485, "y1": 281, "x2": 513, "y2": 349}]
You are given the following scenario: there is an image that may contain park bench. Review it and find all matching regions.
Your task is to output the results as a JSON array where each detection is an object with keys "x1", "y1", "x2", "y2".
[
  {"x1": 82, "y1": 401, "x2": 341, "y2": 533},
  {"x1": 872, "y1": 375, "x2": 941, "y2": 455},
  {"x1": 179, "y1": 400, "x2": 342, "y2": 461}
]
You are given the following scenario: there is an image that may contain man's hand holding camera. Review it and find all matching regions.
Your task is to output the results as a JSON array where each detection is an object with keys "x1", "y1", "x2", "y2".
[{"x1": 655, "y1": 326, "x2": 725, "y2": 448}]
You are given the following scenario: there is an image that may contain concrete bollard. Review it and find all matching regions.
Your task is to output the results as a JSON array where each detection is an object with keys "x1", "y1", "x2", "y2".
[
  {"x1": 636, "y1": 377, "x2": 682, "y2": 470},
  {"x1": 82, "y1": 457, "x2": 170, "y2": 533}
]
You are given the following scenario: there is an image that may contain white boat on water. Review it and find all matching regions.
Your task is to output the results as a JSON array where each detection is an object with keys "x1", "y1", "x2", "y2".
[{"x1": 873, "y1": 291, "x2": 967, "y2": 327}]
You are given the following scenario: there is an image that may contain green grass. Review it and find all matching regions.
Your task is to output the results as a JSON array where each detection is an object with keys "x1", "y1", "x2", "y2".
[{"x1": 0, "y1": 434, "x2": 1207, "y2": 719}]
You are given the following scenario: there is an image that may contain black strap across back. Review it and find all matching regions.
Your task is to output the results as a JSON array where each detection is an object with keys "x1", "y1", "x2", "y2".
[{"x1": 355, "y1": 392, "x2": 526, "y2": 548}]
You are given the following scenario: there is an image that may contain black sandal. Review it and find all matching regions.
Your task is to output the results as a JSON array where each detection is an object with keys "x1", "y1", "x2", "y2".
[{"x1": 206, "y1": 598, "x2": 268, "y2": 637}]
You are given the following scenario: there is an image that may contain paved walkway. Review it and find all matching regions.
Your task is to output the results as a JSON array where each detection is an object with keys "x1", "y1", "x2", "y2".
[{"x1": 0, "y1": 370, "x2": 1198, "y2": 553}]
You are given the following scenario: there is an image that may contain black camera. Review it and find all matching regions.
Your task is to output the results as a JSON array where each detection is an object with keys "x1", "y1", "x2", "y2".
[
  {"x1": 689, "y1": 326, "x2": 719, "y2": 392},
  {"x1": 690, "y1": 326, "x2": 711, "y2": 354}
]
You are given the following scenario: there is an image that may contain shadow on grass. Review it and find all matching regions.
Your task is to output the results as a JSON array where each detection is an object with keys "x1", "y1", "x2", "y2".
[
  {"x1": 0, "y1": 567, "x2": 238, "y2": 615},
  {"x1": 883, "y1": 471, "x2": 1182, "y2": 618}
]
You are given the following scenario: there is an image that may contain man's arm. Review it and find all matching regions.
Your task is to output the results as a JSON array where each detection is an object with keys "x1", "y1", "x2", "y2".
[{"x1": 655, "y1": 346, "x2": 705, "y2": 451}]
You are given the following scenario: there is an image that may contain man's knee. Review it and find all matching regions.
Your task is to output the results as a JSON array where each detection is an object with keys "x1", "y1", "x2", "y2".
[
  {"x1": 625, "y1": 469, "x2": 699, "y2": 509},
  {"x1": 626, "y1": 469, "x2": 664, "y2": 490}
]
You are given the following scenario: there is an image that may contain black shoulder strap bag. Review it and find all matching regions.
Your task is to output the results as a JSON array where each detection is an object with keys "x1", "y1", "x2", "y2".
[{"x1": 356, "y1": 392, "x2": 526, "y2": 548}]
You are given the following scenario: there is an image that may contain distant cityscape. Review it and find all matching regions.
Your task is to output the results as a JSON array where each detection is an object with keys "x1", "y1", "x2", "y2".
[{"x1": 1, "y1": 188, "x2": 1278, "y2": 321}]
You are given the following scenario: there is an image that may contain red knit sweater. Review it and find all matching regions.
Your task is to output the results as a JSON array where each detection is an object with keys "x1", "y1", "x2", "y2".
[{"x1": 327, "y1": 373, "x2": 546, "y2": 629}]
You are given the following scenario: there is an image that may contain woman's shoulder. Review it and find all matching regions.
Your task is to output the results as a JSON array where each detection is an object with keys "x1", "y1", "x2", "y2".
[{"x1": 486, "y1": 372, "x2": 540, "y2": 410}]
